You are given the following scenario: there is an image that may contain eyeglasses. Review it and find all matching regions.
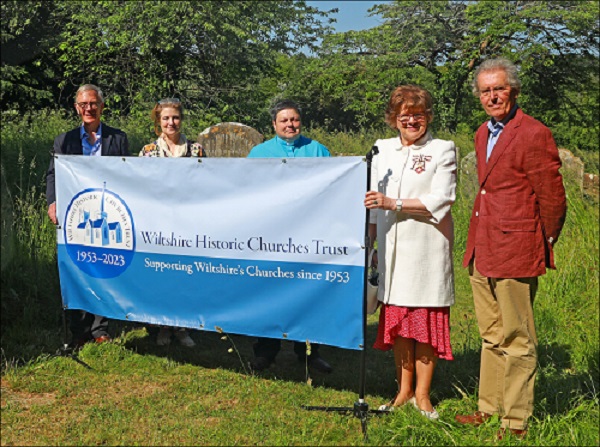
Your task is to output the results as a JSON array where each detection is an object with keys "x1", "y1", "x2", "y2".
[
  {"x1": 397, "y1": 113, "x2": 426, "y2": 124},
  {"x1": 158, "y1": 98, "x2": 181, "y2": 105},
  {"x1": 76, "y1": 101, "x2": 101, "y2": 110},
  {"x1": 479, "y1": 86, "x2": 509, "y2": 98}
]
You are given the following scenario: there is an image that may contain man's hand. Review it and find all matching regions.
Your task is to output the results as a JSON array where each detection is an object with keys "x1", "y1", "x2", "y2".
[{"x1": 48, "y1": 202, "x2": 58, "y2": 225}]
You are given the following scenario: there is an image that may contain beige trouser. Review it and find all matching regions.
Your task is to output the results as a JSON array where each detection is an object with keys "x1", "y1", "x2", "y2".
[{"x1": 469, "y1": 260, "x2": 538, "y2": 430}]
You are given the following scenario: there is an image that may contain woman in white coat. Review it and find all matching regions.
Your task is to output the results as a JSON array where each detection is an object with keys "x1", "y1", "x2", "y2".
[{"x1": 364, "y1": 85, "x2": 457, "y2": 419}]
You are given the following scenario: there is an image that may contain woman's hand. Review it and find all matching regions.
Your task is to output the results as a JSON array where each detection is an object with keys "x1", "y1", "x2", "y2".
[{"x1": 364, "y1": 191, "x2": 393, "y2": 211}]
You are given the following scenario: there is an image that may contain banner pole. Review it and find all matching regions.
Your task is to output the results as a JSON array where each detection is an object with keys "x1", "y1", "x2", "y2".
[{"x1": 303, "y1": 146, "x2": 384, "y2": 441}]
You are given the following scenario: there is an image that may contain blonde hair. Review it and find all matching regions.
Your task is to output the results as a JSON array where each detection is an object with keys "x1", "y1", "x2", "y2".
[{"x1": 151, "y1": 99, "x2": 184, "y2": 136}]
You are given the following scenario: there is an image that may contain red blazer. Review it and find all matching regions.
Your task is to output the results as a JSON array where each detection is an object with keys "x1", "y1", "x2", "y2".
[{"x1": 463, "y1": 108, "x2": 567, "y2": 278}]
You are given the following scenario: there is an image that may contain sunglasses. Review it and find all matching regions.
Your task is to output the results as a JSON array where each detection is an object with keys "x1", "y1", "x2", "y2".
[{"x1": 158, "y1": 98, "x2": 181, "y2": 105}]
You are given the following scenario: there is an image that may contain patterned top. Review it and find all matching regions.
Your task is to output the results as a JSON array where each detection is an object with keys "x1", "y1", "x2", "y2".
[{"x1": 139, "y1": 134, "x2": 206, "y2": 158}]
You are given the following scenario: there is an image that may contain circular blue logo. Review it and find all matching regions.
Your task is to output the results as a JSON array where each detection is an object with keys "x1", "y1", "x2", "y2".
[{"x1": 63, "y1": 184, "x2": 135, "y2": 278}]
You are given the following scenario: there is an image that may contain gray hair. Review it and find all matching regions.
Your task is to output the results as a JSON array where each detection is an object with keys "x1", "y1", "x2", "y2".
[
  {"x1": 472, "y1": 58, "x2": 521, "y2": 96},
  {"x1": 269, "y1": 99, "x2": 301, "y2": 121},
  {"x1": 74, "y1": 84, "x2": 105, "y2": 103}
]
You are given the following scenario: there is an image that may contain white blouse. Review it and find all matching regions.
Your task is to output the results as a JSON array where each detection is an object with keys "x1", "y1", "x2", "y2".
[{"x1": 370, "y1": 133, "x2": 457, "y2": 308}]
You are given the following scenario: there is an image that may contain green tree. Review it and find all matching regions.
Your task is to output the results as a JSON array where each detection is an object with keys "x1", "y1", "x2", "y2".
[
  {"x1": 52, "y1": 1, "x2": 334, "y2": 122},
  {"x1": 2, "y1": 0, "x2": 335, "y2": 127},
  {"x1": 289, "y1": 0, "x2": 598, "y2": 156},
  {"x1": 1, "y1": 1, "x2": 65, "y2": 112}
]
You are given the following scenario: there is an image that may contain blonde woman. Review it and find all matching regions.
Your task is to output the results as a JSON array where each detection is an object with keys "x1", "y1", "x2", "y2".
[{"x1": 140, "y1": 98, "x2": 205, "y2": 347}]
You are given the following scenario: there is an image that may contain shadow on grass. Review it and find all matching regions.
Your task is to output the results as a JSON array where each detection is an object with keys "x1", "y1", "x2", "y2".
[
  {"x1": 114, "y1": 318, "x2": 598, "y2": 418},
  {"x1": 2, "y1": 299, "x2": 597, "y2": 420}
]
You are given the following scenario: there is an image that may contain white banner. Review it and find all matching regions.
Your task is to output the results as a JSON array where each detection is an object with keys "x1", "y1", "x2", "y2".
[{"x1": 55, "y1": 156, "x2": 367, "y2": 349}]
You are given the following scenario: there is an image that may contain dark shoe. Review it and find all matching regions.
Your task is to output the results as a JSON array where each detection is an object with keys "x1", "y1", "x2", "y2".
[
  {"x1": 307, "y1": 356, "x2": 333, "y2": 373},
  {"x1": 249, "y1": 356, "x2": 272, "y2": 372},
  {"x1": 94, "y1": 335, "x2": 112, "y2": 344},
  {"x1": 497, "y1": 427, "x2": 527, "y2": 440},
  {"x1": 455, "y1": 411, "x2": 493, "y2": 426}
]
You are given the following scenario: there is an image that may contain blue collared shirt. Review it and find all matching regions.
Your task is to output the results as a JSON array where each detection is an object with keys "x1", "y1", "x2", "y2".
[
  {"x1": 80, "y1": 123, "x2": 103, "y2": 156},
  {"x1": 486, "y1": 121, "x2": 504, "y2": 161},
  {"x1": 247, "y1": 135, "x2": 330, "y2": 158}
]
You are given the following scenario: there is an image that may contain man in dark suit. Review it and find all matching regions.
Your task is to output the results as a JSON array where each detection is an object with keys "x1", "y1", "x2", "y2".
[
  {"x1": 456, "y1": 58, "x2": 567, "y2": 439},
  {"x1": 46, "y1": 84, "x2": 130, "y2": 348}
]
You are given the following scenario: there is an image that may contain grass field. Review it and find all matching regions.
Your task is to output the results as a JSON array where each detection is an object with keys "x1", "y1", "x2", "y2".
[{"x1": 1, "y1": 112, "x2": 598, "y2": 446}]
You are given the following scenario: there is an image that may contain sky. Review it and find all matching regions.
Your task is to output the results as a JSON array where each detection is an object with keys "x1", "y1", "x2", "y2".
[{"x1": 306, "y1": 1, "x2": 390, "y2": 32}]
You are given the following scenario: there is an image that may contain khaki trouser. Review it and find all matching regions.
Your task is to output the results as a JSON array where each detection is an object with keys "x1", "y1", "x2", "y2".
[{"x1": 469, "y1": 261, "x2": 538, "y2": 430}]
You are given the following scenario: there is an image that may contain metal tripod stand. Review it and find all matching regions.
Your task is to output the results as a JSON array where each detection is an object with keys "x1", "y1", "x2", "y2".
[{"x1": 303, "y1": 146, "x2": 386, "y2": 441}]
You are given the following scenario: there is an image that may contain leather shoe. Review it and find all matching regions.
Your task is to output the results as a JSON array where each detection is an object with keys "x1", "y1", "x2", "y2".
[
  {"x1": 455, "y1": 411, "x2": 492, "y2": 426},
  {"x1": 497, "y1": 427, "x2": 527, "y2": 440},
  {"x1": 307, "y1": 356, "x2": 333, "y2": 373},
  {"x1": 94, "y1": 335, "x2": 112, "y2": 344},
  {"x1": 249, "y1": 356, "x2": 272, "y2": 372}
]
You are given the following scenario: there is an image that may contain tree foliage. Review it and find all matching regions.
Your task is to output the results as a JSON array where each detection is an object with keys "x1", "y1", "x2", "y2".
[
  {"x1": 1, "y1": 1, "x2": 598, "y2": 156},
  {"x1": 2, "y1": 0, "x2": 334, "y2": 129},
  {"x1": 1, "y1": 1, "x2": 64, "y2": 111},
  {"x1": 280, "y1": 1, "x2": 598, "y2": 154}
]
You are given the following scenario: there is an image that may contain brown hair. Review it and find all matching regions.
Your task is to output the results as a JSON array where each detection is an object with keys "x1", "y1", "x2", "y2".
[
  {"x1": 151, "y1": 99, "x2": 184, "y2": 136},
  {"x1": 384, "y1": 85, "x2": 434, "y2": 130}
]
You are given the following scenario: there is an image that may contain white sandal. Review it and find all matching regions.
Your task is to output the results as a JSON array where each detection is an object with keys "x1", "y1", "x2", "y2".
[{"x1": 412, "y1": 397, "x2": 439, "y2": 420}]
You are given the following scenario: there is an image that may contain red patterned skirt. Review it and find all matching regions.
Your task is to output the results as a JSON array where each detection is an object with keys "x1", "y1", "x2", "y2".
[{"x1": 373, "y1": 304, "x2": 454, "y2": 360}]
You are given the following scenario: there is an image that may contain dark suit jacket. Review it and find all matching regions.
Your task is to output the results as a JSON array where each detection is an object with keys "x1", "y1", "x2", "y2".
[
  {"x1": 463, "y1": 108, "x2": 567, "y2": 278},
  {"x1": 46, "y1": 124, "x2": 130, "y2": 205}
]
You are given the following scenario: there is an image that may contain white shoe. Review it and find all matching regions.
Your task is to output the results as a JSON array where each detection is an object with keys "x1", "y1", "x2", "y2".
[
  {"x1": 420, "y1": 408, "x2": 440, "y2": 420},
  {"x1": 378, "y1": 396, "x2": 415, "y2": 412},
  {"x1": 412, "y1": 397, "x2": 439, "y2": 420},
  {"x1": 156, "y1": 327, "x2": 172, "y2": 346},
  {"x1": 175, "y1": 330, "x2": 195, "y2": 347}
]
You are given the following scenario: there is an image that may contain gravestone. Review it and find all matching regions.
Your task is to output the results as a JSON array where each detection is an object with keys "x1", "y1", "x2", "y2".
[
  {"x1": 583, "y1": 173, "x2": 599, "y2": 200},
  {"x1": 558, "y1": 148, "x2": 584, "y2": 192},
  {"x1": 197, "y1": 122, "x2": 264, "y2": 158},
  {"x1": 459, "y1": 151, "x2": 478, "y2": 202}
]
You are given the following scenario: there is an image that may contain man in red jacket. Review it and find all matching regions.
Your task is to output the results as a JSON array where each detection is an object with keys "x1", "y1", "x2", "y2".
[{"x1": 456, "y1": 58, "x2": 567, "y2": 439}]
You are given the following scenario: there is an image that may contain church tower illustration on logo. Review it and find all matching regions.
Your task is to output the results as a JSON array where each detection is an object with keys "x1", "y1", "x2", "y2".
[{"x1": 76, "y1": 182, "x2": 122, "y2": 246}]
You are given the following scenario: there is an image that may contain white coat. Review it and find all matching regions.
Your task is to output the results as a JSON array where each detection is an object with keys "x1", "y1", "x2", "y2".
[{"x1": 370, "y1": 133, "x2": 457, "y2": 307}]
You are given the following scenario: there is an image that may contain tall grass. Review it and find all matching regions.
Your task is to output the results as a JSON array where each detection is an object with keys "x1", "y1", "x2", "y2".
[{"x1": 1, "y1": 111, "x2": 598, "y2": 445}]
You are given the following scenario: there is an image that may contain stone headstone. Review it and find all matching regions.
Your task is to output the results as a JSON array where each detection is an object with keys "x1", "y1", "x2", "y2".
[
  {"x1": 583, "y1": 173, "x2": 599, "y2": 200},
  {"x1": 459, "y1": 151, "x2": 479, "y2": 202},
  {"x1": 197, "y1": 122, "x2": 264, "y2": 158},
  {"x1": 558, "y1": 148, "x2": 584, "y2": 192}
]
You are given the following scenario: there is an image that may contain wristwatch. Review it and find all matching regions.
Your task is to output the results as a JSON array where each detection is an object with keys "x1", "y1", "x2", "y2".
[{"x1": 396, "y1": 199, "x2": 403, "y2": 212}]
